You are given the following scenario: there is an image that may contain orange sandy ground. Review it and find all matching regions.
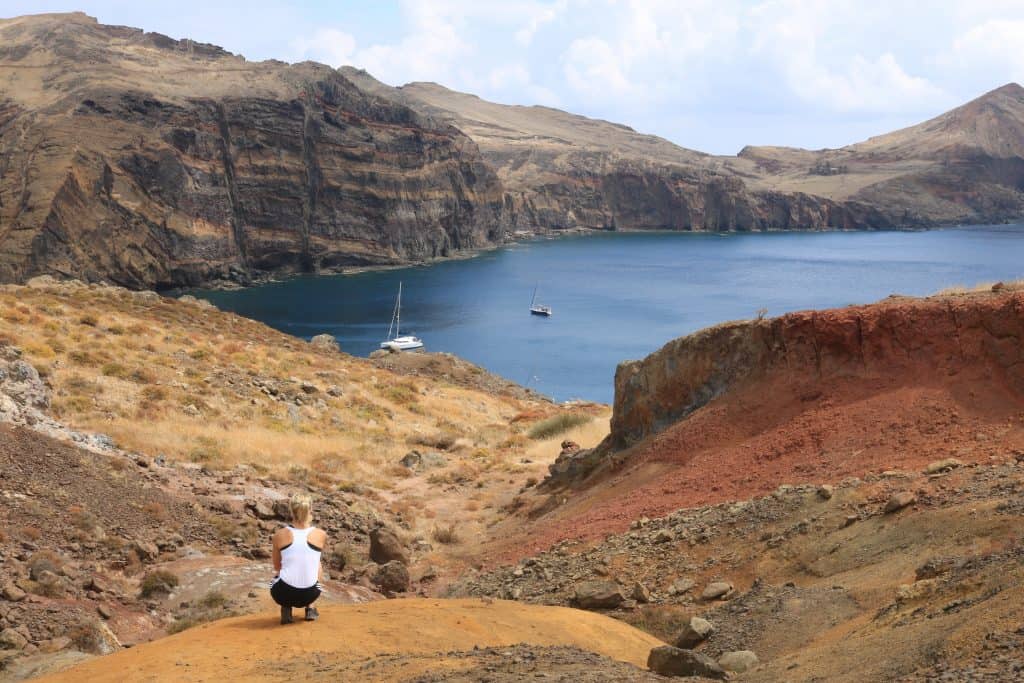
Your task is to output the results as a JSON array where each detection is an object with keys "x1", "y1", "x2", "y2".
[{"x1": 40, "y1": 598, "x2": 663, "y2": 682}]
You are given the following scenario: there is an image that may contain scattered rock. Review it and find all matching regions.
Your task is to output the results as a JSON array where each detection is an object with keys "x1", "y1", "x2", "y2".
[
  {"x1": 668, "y1": 577, "x2": 696, "y2": 596},
  {"x1": 719, "y1": 650, "x2": 759, "y2": 673},
  {"x1": 309, "y1": 334, "x2": 340, "y2": 353},
  {"x1": 674, "y1": 616, "x2": 715, "y2": 649},
  {"x1": 925, "y1": 458, "x2": 963, "y2": 475},
  {"x1": 560, "y1": 440, "x2": 581, "y2": 455},
  {"x1": 399, "y1": 450, "x2": 447, "y2": 471},
  {"x1": 884, "y1": 491, "x2": 917, "y2": 514},
  {"x1": 631, "y1": 582, "x2": 651, "y2": 604},
  {"x1": 653, "y1": 529, "x2": 674, "y2": 544},
  {"x1": 133, "y1": 539, "x2": 160, "y2": 563},
  {"x1": 0, "y1": 627, "x2": 28, "y2": 651},
  {"x1": 371, "y1": 561, "x2": 411, "y2": 594},
  {"x1": 1, "y1": 584, "x2": 26, "y2": 602},
  {"x1": 701, "y1": 581, "x2": 734, "y2": 601},
  {"x1": 817, "y1": 484, "x2": 834, "y2": 500},
  {"x1": 572, "y1": 580, "x2": 625, "y2": 610},
  {"x1": 38, "y1": 636, "x2": 72, "y2": 654},
  {"x1": 369, "y1": 526, "x2": 409, "y2": 565},
  {"x1": 647, "y1": 645, "x2": 727, "y2": 679},
  {"x1": 97, "y1": 604, "x2": 113, "y2": 620},
  {"x1": 248, "y1": 500, "x2": 278, "y2": 521}
]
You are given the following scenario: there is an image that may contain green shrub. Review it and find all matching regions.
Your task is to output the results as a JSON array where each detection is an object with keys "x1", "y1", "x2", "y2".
[
  {"x1": 527, "y1": 413, "x2": 591, "y2": 440},
  {"x1": 140, "y1": 570, "x2": 179, "y2": 598}
]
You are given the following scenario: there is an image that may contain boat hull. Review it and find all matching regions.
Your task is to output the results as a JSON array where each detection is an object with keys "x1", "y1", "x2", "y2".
[
  {"x1": 530, "y1": 307, "x2": 552, "y2": 316},
  {"x1": 381, "y1": 337, "x2": 424, "y2": 351}
]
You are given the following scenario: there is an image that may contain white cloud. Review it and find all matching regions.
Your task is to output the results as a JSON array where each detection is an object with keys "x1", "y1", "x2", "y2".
[
  {"x1": 289, "y1": 28, "x2": 356, "y2": 67},
  {"x1": 747, "y1": 0, "x2": 949, "y2": 112},
  {"x1": 951, "y1": 19, "x2": 1024, "y2": 86}
]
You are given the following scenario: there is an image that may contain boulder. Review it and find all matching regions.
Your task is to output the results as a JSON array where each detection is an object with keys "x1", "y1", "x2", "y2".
[
  {"x1": 884, "y1": 491, "x2": 917, "y2": 514},
  {"x1": 668, "y1": 577, "x2": 695, "y2": 595},
  {"x1": 132, "y1": 540, "x2": 160, "y2": 563},
  {"x1": 369, "y1": 526, "x2": 409, "y2": 565},
  {"x1": 924, "y1": 458, "x2": 963, "y2": 475},
  {"x1": 817, "y1": 484, "x2": 834, "y2": 500},
  {"x1": 674, "y1": 616, "x2": 715, "y2": 649},
  {"x1": 0, "y1": 627, "x2": 28, "y2": 650},
  {"x1": 309, "y1": 334, "x2": 340, "y2": 353},
  {"x1": 272, "y1": 499, "x2": 292, "y2": 521},
  {"x1": 647, "y1": 645, "x2": 727, "y2": 679},
  {"x1": 572, "y1": 580, "x2": 625, "y2": 610},
  {"x1": 371, "y1": 561, "x2": 410, "y2": 594},
  {"x1": 719, "y1": 650, "x2": 759, "y2": 673},
  {"x1": 631, "y1": 582, "x2": 651, "y2": 604},
  {"x1": 399, "y1": 450, "x2": 447, "y2": 472},
  {"x1": 39, "y1": 636, "x2": 72, "y2": 654},
  {"x1": 653, "y1": 529, "x2": 674, "y2": 544},
  {"x1": 248, "y1": 500, "x2": 278, "y2": 521},
  {"x1": 701, "y1": 581, "x2": 734, "y2": 601},
  {"x1": 1, "y1": 584, "x2": 26, "y2": 602}
]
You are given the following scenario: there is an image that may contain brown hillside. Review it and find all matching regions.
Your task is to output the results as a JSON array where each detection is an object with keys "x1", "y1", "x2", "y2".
[{"x1": 488, "y1": 287, "x2": 1024, "y2": 556}]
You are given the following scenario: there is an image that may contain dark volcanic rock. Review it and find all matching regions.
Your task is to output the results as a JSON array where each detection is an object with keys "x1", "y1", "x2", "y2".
[
  {"x1": 0, "y1": 15, "x2": 507, "y2": 288},
  {"x1": 647, "y1": 645, "x2": 727, "y2": 679}
]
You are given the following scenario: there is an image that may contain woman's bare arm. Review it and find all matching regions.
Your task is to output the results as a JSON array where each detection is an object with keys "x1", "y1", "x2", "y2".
[{"x1": 271, "y1": 528, "x2": 288, "y2": 574}]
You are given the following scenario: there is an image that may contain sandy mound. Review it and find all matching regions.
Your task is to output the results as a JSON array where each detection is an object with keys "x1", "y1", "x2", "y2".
[{"x1": 39, "y1": 598, "x2": 663, "y2": 682}]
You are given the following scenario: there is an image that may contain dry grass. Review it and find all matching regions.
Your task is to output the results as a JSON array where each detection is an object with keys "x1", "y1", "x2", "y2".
[
  {"x1": 934, "y1": 279, "x2": 1024, "y2": 296},
  {"x1": 2, "y1": 281, "x2": 577, "y2": 551},
  {"x1": 527, "y1": 412, "x2": 592, "y2": 440}
]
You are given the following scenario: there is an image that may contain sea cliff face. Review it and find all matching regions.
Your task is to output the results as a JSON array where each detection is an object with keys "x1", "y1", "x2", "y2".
[
  {"x1": 0, "y1": 14, "x2": 506, "y2": 288},
  {"x1": 498, "y1": 161, "x2": 897, "y2": 232},
  {"x1": 608, "y1": 291, "x2": 1024, "y2": 448}
]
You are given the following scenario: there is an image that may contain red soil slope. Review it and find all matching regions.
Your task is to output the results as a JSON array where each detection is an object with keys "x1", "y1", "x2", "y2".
[{"x1": 497, "y1": 290, "x2": 1024, "y2": 560}]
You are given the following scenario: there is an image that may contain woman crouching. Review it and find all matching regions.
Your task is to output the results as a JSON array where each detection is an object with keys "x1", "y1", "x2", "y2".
[{"x1": 270, "y1": 494, "x2": 327, "y2": 624}]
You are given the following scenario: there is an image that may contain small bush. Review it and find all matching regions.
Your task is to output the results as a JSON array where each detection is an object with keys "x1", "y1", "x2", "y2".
[
  {"x1": 78, "y1": 314, "x2": 98, "y2": 327},
  {"x1": 101, "y1": 362, "x2": 129, "y2": 379},
  {"x1": 431, "y1": 523, "x2": 461, "y2": 545},
  {"x1": 189, "y1": 436, "x2": 223, "y2": 464},
  {"x1": 140, "y1": 570, "x2": 179, "y2": 598},
  {"x1": 527, "y1": 413, "x2": 591, "y2": 440},
  {"x1": 131, "y1": 367, "x2": 158, "y2": 384},
  {"x1": 141, "y1": 386, "x2": 167, "y2": 402},
  {"x1": 408, "y1": 432, "x2": 459, "y2": 451},
  {"x1": 142, "y1": 501, "x2": 168, "y2": 520},
  {"x1": 198, "y1": 591, "x2": 229, "y2": 609}
]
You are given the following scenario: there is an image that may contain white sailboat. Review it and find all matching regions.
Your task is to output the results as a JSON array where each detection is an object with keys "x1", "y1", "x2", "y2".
[
  {"x1": 380, "y1": 282, "x2": 424, "y2": 350},
  {"x1": 530, "y1": 283, "x2": 552, "y2": 316}
]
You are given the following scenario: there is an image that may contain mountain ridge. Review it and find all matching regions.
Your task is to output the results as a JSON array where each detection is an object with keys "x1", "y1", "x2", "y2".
[{"x1": 1, "y1": 13, "x2": 1023, "y2": 288}]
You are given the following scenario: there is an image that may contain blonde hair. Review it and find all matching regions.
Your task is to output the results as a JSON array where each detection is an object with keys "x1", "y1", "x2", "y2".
[{"x1": 289, "y1": 494, "x2": 313, "y2": 525}]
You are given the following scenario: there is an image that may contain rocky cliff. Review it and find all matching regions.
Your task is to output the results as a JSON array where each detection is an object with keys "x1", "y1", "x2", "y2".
[
  {"x1": 2, "y1": 14, "x2": 1023, "y2": 288},
  {"x1": 362, "y1": 77, "x2": 1024, "y2": 233},
  {"x1": 0, "y1": 13, "x2": 506, "y2": 288},
  {"x1": 609, "y1": 288, "x2": 1024, "y2": 448}
]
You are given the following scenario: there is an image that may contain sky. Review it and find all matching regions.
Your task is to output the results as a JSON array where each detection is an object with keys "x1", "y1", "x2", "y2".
[{"x1": 6, "y1": 1, "x2": 1024, "y2": 154}]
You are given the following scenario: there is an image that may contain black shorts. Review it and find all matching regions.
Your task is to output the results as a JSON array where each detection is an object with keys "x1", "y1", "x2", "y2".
[{"x1": 270, "y1": 578, "x2": 321, "y2": 608}]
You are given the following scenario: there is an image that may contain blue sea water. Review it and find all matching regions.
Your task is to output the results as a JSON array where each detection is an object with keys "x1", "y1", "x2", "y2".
[{"x1": 195, "y1": 225, "x2": 1024, "y2": 403}]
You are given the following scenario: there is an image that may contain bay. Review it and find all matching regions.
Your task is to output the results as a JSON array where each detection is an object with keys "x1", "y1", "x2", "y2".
[{"x1": 195, "y1": 225, "x2": 1024, "y2": 403}]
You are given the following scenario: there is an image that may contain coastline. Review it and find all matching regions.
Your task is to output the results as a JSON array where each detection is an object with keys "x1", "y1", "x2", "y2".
[{"x1": 179, "y1": 220, "x2": 1017, "y2": 295}]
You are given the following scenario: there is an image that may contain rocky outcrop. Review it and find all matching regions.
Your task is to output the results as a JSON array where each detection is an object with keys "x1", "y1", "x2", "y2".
[
  {"x1": 0, "y1": 14, "x2": 507, "y2": 288},
  {"x1": 609, "y1": 290, "x2": 1024, "y2": 448}
]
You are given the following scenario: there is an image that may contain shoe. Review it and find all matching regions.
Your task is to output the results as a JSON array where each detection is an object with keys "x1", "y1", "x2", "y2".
[
  {"x1": 304, "y1": 606, "x2": 319, "y2": 622},
  {"x1": 280, "y1": 606, "x2": 293, "y2": 624}
]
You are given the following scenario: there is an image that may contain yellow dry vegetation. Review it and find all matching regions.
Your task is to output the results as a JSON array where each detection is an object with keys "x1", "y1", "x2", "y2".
[{"x1": 0, "y1": 280, "x2": 610, "y2": 546}]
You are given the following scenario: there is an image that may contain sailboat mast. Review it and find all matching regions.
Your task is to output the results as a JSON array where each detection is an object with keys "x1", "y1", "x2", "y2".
[
  {"x1": 531, "y1": 283, "x2": 538, "y2": 307},
  {"x1": 396, "y1": 281, "x2": 402, "y2": 337}
]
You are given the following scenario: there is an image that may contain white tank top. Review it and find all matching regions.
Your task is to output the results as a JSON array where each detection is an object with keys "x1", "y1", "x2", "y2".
[{"x1": 279, "y1": 526, "x2": 321, "y2": 589}]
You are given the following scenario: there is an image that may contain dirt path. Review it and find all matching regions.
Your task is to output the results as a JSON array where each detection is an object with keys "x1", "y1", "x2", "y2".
[{"x1": 39, "y1": 598, "x2": 664, "y2": 682}]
